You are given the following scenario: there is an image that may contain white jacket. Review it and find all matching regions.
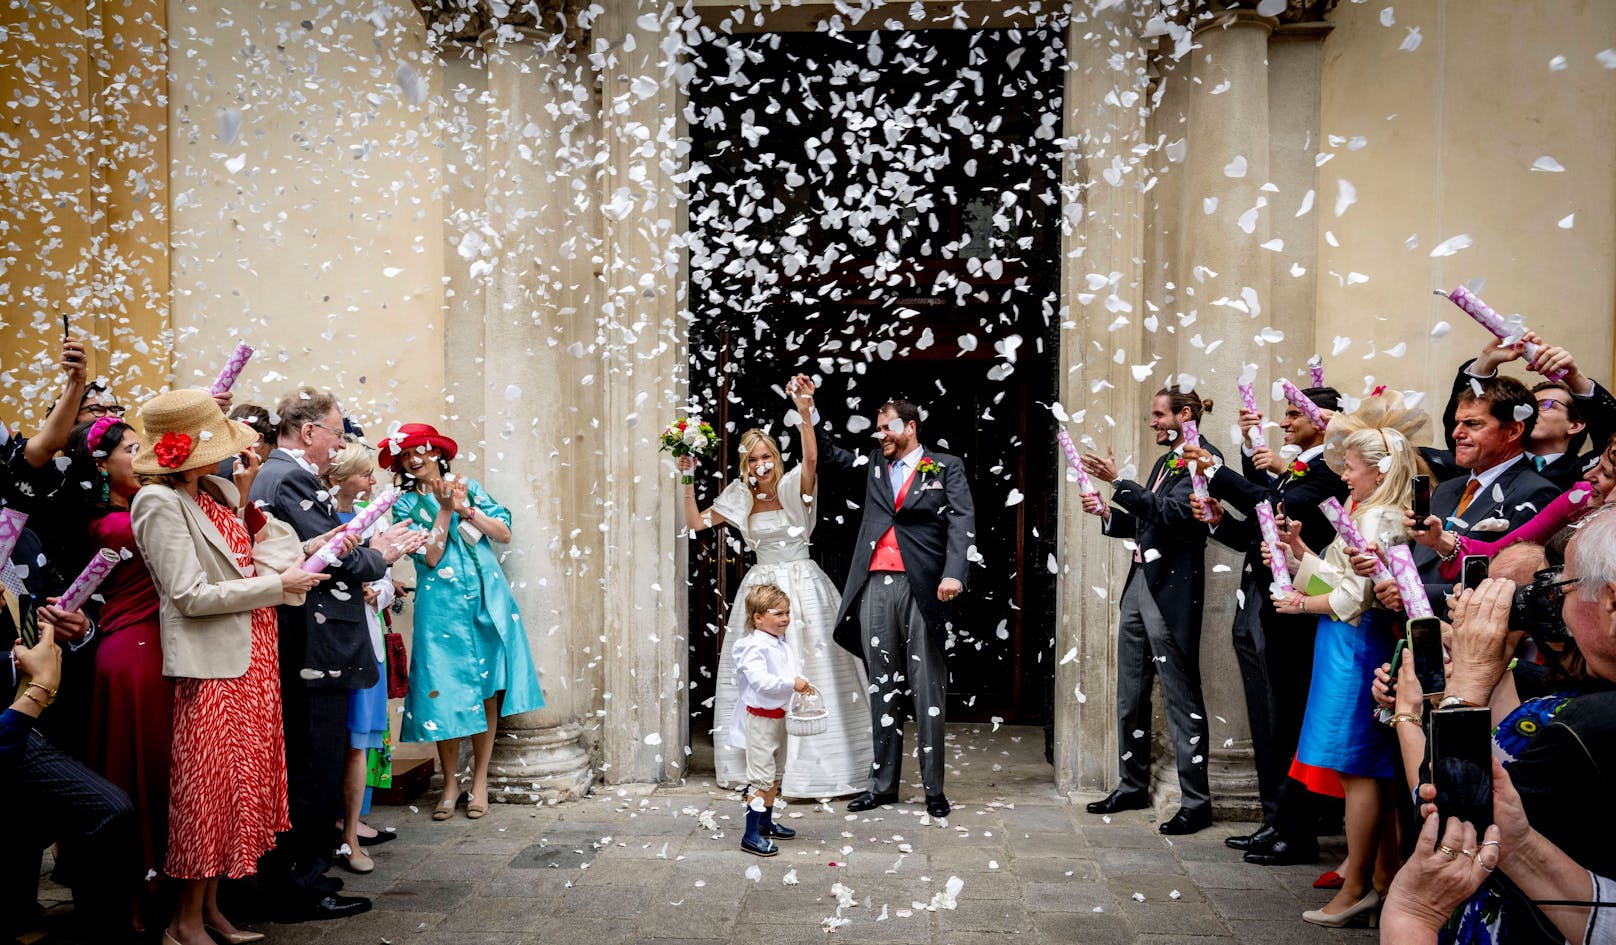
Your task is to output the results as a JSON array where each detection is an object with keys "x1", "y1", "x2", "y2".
[{"x1": 723, "y1": 629, "x2": 798, "y2": 750}]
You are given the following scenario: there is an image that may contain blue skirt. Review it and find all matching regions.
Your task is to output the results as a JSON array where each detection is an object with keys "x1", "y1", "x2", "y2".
[
  {"x1": 348, "y1": 674, "x2": 389, "y2": 751},
  {"x1": 1294, "y1": 609, "x2": 1399, "y2": 782}
]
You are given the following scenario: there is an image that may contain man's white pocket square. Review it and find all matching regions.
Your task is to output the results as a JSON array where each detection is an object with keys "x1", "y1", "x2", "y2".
[{"x1": 1470, "y1": 517, "x2": 1511, "y2": 533}]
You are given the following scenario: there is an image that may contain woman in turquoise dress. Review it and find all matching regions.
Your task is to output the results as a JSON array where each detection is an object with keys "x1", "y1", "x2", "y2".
[{"x1": 380, "y1": 423, "x2": 543, "y2": 821}]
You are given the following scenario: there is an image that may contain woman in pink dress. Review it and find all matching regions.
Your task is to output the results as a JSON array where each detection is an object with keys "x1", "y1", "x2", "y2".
[{"x1": 129, "y1": 390, "x2": 333, "y2": 945}]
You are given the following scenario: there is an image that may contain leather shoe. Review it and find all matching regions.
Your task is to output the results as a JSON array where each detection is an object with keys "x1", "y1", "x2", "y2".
[
  {"x1": 313, "y1": 876, "x2": 345, "y2": 894},
  {"x1": 1243, "y1": 839, "x2": 1320, "y2": 866},
  {"x1": 275, "y1": 894, "x2": 372, "y2": 923},
  {"x1": 925, "y1": 794, "x2": 951, "y2": 819},
  {"x1": 1158, "y1": 807, "x2": 1213, "y2": 835},
  {"x1": 1225, "y1": 824, "x2": 1279, "y2": 851},
  {"x1": 846, "y1": 791, "x2": 899, "y2": 813},
  {"x1": 1086, "y1": 788, "x2": 1150, "y2": 815}
]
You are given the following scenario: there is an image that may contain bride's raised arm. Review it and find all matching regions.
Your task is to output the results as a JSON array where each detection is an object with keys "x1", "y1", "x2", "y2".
[
  {"x1": 677, "y1": 454, "x2": 728, "y2": 533},
  {"x1": 792, "y1": 379, "x2": 817, "y2": 500}
]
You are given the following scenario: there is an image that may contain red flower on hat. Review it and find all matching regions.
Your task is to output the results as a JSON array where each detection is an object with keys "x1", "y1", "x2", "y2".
[{"x1": 154, "y1": 432, "x2": 194, "y2": 469}]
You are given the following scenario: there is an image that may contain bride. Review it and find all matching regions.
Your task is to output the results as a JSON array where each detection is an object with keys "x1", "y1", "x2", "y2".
[{"x1": 676, "y1": 385, "x2": 872, "y2": 797}]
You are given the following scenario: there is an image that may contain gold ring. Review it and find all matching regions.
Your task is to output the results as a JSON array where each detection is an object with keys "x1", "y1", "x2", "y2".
[{"x1": 1436, "y1": 844, "x2": 1460, "y2": 860}]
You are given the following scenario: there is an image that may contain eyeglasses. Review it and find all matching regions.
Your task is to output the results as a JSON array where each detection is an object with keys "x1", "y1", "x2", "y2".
[
  {"x1": 305, "y1": 421, "x2": 343, "y2": 438},
  {"x1": 81, "y1": 404, "x2": 125, "y2": 417},
  {"x1": 1538, "y1": 399, "x2": 1569, "y2": 412}
]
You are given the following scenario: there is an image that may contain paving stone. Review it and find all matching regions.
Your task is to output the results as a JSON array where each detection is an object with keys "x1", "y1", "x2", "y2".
[
  {"x1": 302, "y1": 908, "x2": 446, "y2": 944},
  {"x1": 1106, "y1": 873, "x2": 1204, "y2": 903},
  {"x1": 1181, "y1": 859, "x2": 1286, "y2": 891},
  {"x1": 372, "y1": 880, "x2": 479, "y2": 913},
  {"x1": 1092, "y1": 847, "x2": 1187, "y2": 875},
  {"x1": 1010, "y1": 856, "x2": 1102, "y2": 883},
  {"x1": 1224, "y1": 918, "x2": 1361, "y2": 944},
  {"x1": 1032, "y1": 912, "x2": 1135, "y2": 945},
  {"x1": 1023, "y1": 880, "x2": 1116, "y2": 913},
  {"x1": 558, "y1": 884, "x2": 656, "y2": 919},
  {"x1": 436, "y1": 895, "x2": 561, "y2": 931},
  {"x1": 1086, "y1": 825, "x2": 1167, "y2": 850},
  {"x1": 1201, "y1": 884, "x2": 1308, "y2": 922},
  {"x1": 931, "y1": 899, "x2": 1033, "y2": 933}
]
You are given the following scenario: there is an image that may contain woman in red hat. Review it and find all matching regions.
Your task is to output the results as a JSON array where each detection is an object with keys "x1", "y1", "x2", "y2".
[{"x1": 379, "y1": 424, "x2": 543, "y2": 821}]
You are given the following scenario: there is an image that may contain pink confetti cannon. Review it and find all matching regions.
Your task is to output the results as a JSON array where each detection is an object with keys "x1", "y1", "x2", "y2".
[
  {"x1": 1055, "y1": 428, "x2": 1098, "y2": 496},
  {"x1": 1181, "y1": 420, "x2": 1211, "y2": 502},
  {"x1": 56, "y1": 548, "x2": 122, "y2": 612},
  {"x1": 1238, "y1": 380, "x2": 1267, "y2": 450},
  {"x1": 1281, "y1": 379, "x2": 1328, "y2": 431},
  {"x1": 1307, "y1": 356, "x2": 1325, "y2": 390},
  {"x1": 210, "y1": 342, "x2": 255, "y2": 395},
  {"x1": 1383, "y1": 541, "x2": 1434, "y2": 619},
  {"x1": 1321, "y1": 498, "x2": 1393, "y2": 583},
  {"x1": 1255, "y1": 500, "x2": 1294, "y2": 593},
  {"x1": 0, "y1": 508, "x2": 28, "y2": 593},
  {"x1": 1439, "y1": 286, "x2": 1567, "y2": 382},
  {"x1": 302, "y1": 488, "x2": 401, "y2": 573}
]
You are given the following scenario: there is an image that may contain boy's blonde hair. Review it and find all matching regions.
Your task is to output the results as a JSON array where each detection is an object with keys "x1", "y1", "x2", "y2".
[{"x1": 744, "y1": 584, "x2": 790, "y2": 631}]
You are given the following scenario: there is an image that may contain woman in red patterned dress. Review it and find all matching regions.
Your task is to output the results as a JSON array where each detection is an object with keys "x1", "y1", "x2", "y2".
[{"x1": 128, "y1": 390, "x2": 337, "y2": 945}]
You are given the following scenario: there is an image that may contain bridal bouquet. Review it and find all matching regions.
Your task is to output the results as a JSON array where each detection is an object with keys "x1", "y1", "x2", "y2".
[{"x1": 660, "y1": 416, "x2": 716, "y2": 484}]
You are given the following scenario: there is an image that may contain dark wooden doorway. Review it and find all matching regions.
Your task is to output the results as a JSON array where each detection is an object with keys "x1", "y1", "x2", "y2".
[{"x1": 684, "y1": 26, "x2": 1065, "y2": 739}]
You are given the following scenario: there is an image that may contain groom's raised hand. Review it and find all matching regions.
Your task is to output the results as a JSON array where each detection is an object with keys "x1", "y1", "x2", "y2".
[{"x1": 937, "y1": 578, "x2": 962, "y2": 602}]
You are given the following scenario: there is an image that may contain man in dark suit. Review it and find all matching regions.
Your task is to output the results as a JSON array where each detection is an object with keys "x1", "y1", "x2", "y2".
[
  {"x1": 806, "y1": 379, "x2": 976, "y2": 820},
  {"x1": 1188, "y1": 387, "x2": 1348, "y2": 864},
  {"x1": 249, "y1": 388, "x2": 408, "y2": 922},
  {"x1": 1416, "y1": 375, "x2": 1561, "y2": 614},
  {"x1": 1427, "y1": 334, "x2": 1616, "y2": 488},
  {"x1": 1080, "y1": 387, "x2": 1221, "y2": 835}
]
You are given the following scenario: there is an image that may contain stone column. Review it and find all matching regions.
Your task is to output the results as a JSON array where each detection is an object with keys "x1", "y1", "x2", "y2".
[
  {"x1": 468, "y1": 30, "x2": 601, "y2": 802},
  {"x1": 593, "y1": 4, "x2": 691, "y2": 784},
  {"x1": 1267, "y1": 19, "x2": 1334, "y2": 381},
  {"x1": 1053, "y1": 5, "x2": 1152, "y2": 795},
  {"x1": 1174, "y1": 7, "x2": 1279, "y2": 815}
]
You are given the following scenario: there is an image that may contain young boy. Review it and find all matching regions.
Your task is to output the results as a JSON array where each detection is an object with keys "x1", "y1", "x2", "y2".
[{"x1": 725, "y1": 584, "x2": 814, "y2": 857}]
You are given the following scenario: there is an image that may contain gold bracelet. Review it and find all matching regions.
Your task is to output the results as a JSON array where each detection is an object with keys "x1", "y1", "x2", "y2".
[
  {"x1": 26, "y1": 682, "x2": 56, "y2": 698},
  {"x1": 21, "y1": 690, "x2": 50, "y2": 709},
  {"x1": 1389, "y1": 713, "x2": 1422, "y2": 728}
]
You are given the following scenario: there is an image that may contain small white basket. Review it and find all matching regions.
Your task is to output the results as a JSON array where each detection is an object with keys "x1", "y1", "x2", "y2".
[{"x1": 786, "y1": 691, "x2": 828, "y2": 737}]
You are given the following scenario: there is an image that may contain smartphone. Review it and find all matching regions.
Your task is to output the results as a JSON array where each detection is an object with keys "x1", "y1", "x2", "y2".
[
  {"x1": 1386, "y1": 638, "x2": 1408, "y2": 701},
  {"x1": 1407, "y1": 615, "x2": 1447, "y2": 698},
  {"x1": 1410, "y1": 475, "x2": 1432, "y2": 532},
  {"x1": 1461, "y1": 555, "x2": 1490, "y2": 591},
  {"x1": 1431, "y1": 706, "x2": 1494, "y2": 836}
]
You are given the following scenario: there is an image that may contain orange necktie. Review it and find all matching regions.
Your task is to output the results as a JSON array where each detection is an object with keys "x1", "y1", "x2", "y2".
[{"x1": 1455, "y1": 479, "x2": 1481, "y2": 518}]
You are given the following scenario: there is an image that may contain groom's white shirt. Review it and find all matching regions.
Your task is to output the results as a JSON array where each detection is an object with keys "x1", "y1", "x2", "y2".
[{"x1": 888, "y1": 444, "x2": 925, "y2": 498}]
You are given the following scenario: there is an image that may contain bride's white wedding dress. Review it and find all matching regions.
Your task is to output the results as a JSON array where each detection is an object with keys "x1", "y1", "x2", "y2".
[{"x1": 710, "y1": 465, "x2": 873, "y2": 797}]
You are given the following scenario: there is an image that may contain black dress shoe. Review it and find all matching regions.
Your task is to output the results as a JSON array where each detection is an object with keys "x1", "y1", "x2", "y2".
[
  {"x1": 1158, "y1": 807, "x2": 1213, "y2": 836},
  {"x1": 1243, "y1": 839, "x2": 1320, "y2": 866},
  {"x1": 275, "y1": 894, "x2": 372, "y2": 923},
  {"x1": 1225, "y1": 824, "x2": 1279, "y2": 851},
  {"x1": 361, "y1": 830, "x2": 397, "y2": 846},
  {"x1": 1086, "y1": 788, "x2": 1150, "y2": 815},
  {"x1": 925, "y1": 794, "x2": 951, "y2": 819},
  {"x1": 846, "y1": 791, "x2": 899, "y2": 812}
]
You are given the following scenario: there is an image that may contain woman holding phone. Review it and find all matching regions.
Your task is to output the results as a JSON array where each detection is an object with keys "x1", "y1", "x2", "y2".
[{"x1": 1267, "y1": 389, "x2": 1428, "y2": 928}]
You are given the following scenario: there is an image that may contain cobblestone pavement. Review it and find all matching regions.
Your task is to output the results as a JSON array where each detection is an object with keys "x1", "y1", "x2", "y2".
[{"x1": 31, "y1": 726, "x2": 1380, "y2": 945}]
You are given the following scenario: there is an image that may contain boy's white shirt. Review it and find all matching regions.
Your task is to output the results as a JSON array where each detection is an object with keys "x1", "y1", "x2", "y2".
[{"x1": 723, "y1": 629, "x2": 799, "y2": 750}]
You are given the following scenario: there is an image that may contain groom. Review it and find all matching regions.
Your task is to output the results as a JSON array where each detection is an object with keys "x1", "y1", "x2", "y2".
[{"x1": 800, "y1": 375, "x2": 976, "y2": 819}]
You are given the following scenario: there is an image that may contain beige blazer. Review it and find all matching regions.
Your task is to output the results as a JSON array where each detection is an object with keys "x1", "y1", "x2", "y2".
[{"x1": 130, "y1": 476, "x2": 304, "y2": 680}]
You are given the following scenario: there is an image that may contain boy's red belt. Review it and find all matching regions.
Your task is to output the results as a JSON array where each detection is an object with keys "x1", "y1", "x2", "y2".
[{"x1": 746, "y1": 706, "x2": 786, "y2": 718}]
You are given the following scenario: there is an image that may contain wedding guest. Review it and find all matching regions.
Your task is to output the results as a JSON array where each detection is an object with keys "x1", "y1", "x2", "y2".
[
  {"x1": 1080, "y1": 386, "x2": 1220, "y2": 835},
  {"x1": 1267, "y1": 390, "x2": 1427, "y2": 928},
  {"x1": 63, "y1": 417, "x2": 176, "y2": 892},
  {"x1": 677, "y1": 384, "x2": 872, "y2": 799},
  {"x1": 129, "y1": 389, "x2": 330, "y2": 945},
  {"x1": 76, "y1": 381, "x2": 125, "y2": 424},
  {"x1": 249, "y1": 388, "x2": 404, "y2": 921},
  {"x1": 1416, "y1": 376, "x2": 1561, "y2": 614},
  {"x1": 1186, "y1": 385, "x2": 1347, "y2": 867},
  {"x1": 382, "y1": 423, "x2": 543, "y2": 820},
  {"x1": 324, "y1": 441, "x2": 419, "y2": 871}
]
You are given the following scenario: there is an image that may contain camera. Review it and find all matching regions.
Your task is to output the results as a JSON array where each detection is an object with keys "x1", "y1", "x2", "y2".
[{"x1": 1511, "y1": 566, "x2": 1576, "y2": 646}]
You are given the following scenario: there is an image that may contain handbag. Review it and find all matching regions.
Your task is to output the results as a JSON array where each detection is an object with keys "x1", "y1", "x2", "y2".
[{"x1": 382, "y1": 608, "x2": 409, "y2": 699}]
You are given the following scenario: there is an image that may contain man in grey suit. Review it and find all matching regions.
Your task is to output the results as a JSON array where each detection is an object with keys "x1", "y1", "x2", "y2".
[
  {"x1": 1415, "y1": 374, "x2": 1560, "y2": 614},
  {"x1": 805, "y1": 377, "x2": 976, "y2": 820}
]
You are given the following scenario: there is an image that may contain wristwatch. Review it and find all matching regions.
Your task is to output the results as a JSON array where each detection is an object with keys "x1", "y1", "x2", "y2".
[{"x1": 1438, "y1": 696, "x2": 1481, "y2": 709}]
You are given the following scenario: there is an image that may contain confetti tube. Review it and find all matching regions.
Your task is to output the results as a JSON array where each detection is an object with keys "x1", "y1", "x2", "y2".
[
  {"x1": 1307, "y1": 356, "x2": 1325, "y2": 389},
  {"x1": 1255, "y1": 501, "x2": 1294, "y2": 593},
  {"x1": 1281, "y1": 379, "x2": 1328, "y2": 431},
  {"x1": 1055, "y1": 429, "x2": 1097, "y2": 496},
  {"x1": 1439, "y1": 286, "x2": 1567, "y2": 382},
  {"x1": 1238, "y1": 380, "x2": 1267, "y2": 450},
  {"x1": 1384, "y1": 541, "x2": 1434, "y2": 619},
  {"x1": 302, "y1": 488, "x2": 402, "y2": 573},
  {"x1": 56, "y1": 548, "x2": 122, "y2": 612},
  {"x1": 210, "y1": 342, "x2": 255, "y2": 395},
  {"x1": 0, "y1": 508, "x2": 26, "y2": 569},
  {"x1": 1181, "y1": 420, "x2": 1210, "y2": 501},
  {"x1": 1321, "y1": 498, "x2": 1393, "y2": 583}
]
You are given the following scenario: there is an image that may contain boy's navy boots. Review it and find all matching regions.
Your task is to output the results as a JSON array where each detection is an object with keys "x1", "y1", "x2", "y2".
[
  {"x1": 760, "y1": 805, "x2": 795, "y2": 840},
  {"x1": 741, "y1": 806, "x2": 778, "y2": 857}
]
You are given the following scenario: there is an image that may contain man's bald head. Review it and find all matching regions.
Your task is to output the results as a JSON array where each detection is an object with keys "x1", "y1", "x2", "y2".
[{"x1": 1488, "y1": 543, "x2": 1548, "y2": 586}]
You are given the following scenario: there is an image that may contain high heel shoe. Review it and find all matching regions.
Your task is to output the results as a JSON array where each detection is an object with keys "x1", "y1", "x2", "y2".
[
  {"x1": 1301, "y1": 889, "x2": 1381, "y2": 928},
  {"x1": 431, "y1": 790, "x2": 467, "y2": 821},
  {"x1": 465, "y1": 789, "x2": 488, "y2": 820},
  {"x1": 203, "y1": 925, "x2": 266, "y2": 944}
]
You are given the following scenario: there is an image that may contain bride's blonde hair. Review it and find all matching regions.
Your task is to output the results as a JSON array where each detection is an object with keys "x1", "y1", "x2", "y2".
[{"x1": 737, "y1": 428, "x2": 784, "y2": 494}]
